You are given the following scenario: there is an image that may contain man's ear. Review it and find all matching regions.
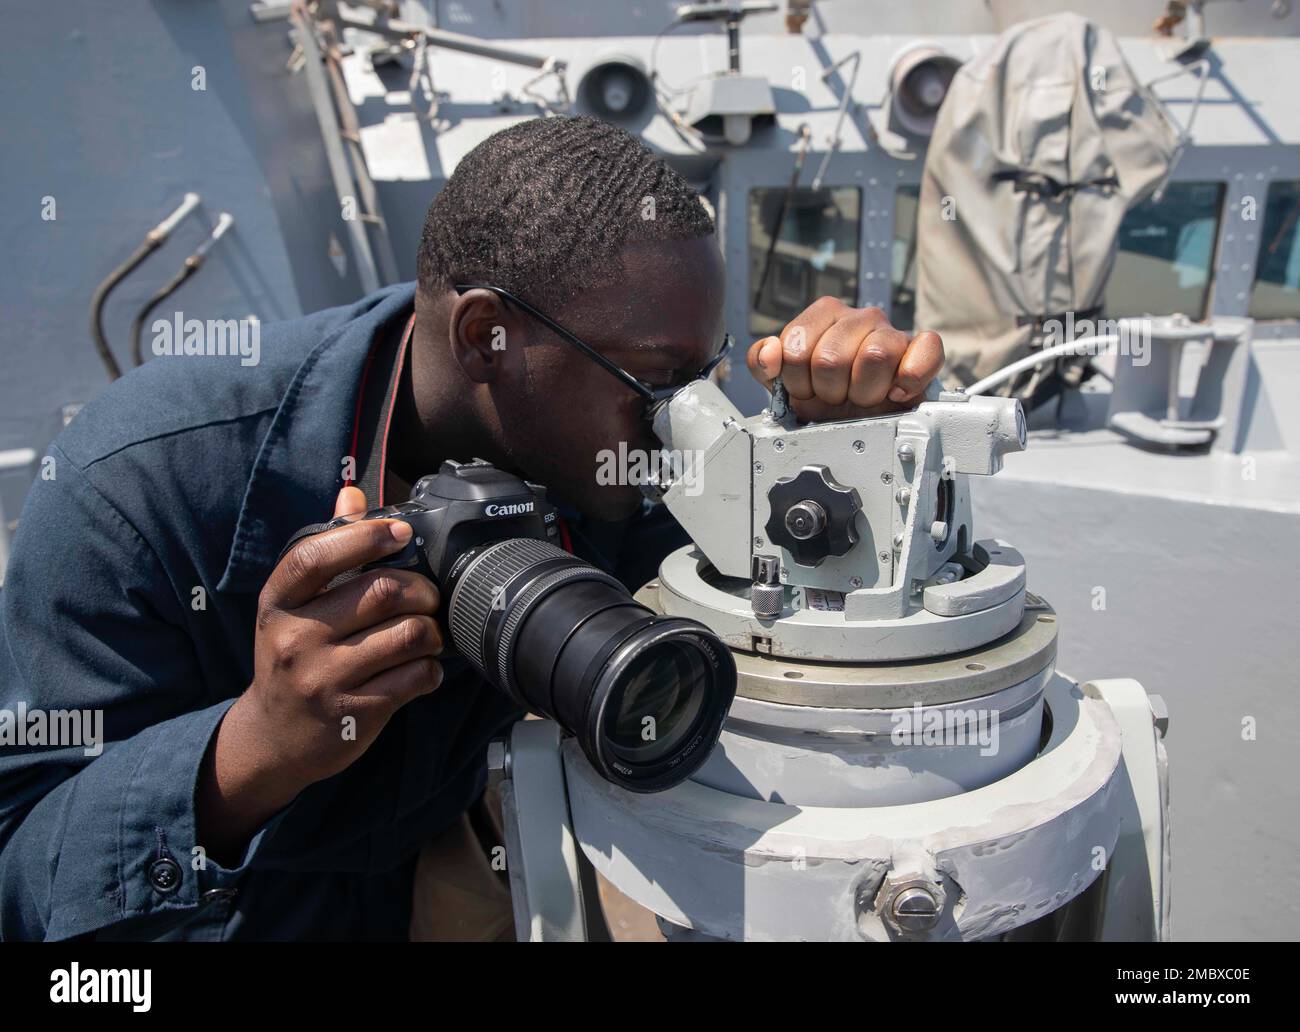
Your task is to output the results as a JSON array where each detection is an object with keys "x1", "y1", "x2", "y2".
[{"x1": 447, "y1": 289, "x2": 514, "y2": 383}]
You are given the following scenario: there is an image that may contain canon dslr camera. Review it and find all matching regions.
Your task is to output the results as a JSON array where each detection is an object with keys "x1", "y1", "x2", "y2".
[{"x1": 286, "y1": 459, "x2": 736, "y2": 792}]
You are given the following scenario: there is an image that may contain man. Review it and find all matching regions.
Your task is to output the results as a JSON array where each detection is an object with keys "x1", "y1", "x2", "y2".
[{"x1": 0, "y1": 116, "x2": 942, "y2": 940}]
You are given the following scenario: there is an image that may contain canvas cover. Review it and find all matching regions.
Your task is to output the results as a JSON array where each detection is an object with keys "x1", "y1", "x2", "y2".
[{"x1": 914, "y1": 12, "x2": 1182, "y2": 390}]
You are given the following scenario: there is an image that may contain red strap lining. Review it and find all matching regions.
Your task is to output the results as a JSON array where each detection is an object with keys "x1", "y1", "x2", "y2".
[{"x1": 345, "y1": 353, "x2": 377, "y2": 488}]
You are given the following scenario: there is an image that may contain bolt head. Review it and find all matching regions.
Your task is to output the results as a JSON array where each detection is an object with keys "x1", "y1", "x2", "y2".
[
  {"x1": 895, "y1": 487, "x2": 911, "y2": 506},
  {"x1": 873, "y1": 872, "x2": 947, "y2": 937},
  {"x1": 773, "y1": 439, "x2": 785, "y2": 451},
  {"x1": 754, "y1": 461, "x2": 764, "y2": 474},
  {"x1": 852, "y1": 439, "x2": 865, "y2": 453},
  {"x1": 891, "y1": 887, "x2": 940, "y2": 932},
  {"x1": 897, "y1": 442, "x2": 916, "y2": 462},
  {"x1": 880, "y1": 471, "x2": 893, "y2": 484}
]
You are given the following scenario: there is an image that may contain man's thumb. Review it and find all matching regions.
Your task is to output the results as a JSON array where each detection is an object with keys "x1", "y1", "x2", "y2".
[{"x1": 334, "y1": 485, "x2": 368, "y2": 518}]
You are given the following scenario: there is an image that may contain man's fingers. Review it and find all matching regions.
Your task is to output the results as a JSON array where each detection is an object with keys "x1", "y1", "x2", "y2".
[
  {"x1": 301, "y1": 567, "x2": 440, "y2": 639},
  {"x1": 349, "y1": 656, "x2": 444, "y2": 710},
  {"x1": 746, "y1": 336, "x2": 783, "y2": 385},
  {"x1": 810, "y1": 310, "x2": 891, "y2": 407},
  {"x1": 774, "y1": 298, "x2": 844, "y2": 399},
  {"x1": 267, "y1": 519, "x2": 413, "y2": 610},
  {"x1": 334, "y1": 486, "x2": 368, "y2": 518},
  {"x1": 887, "y1": 330, "x2": 945, "y2": 403},
  {"x1": 747, "y1": 297, "x2": 854, "y2": 399},
  {"x1": 748, "y1": 301, "x2": 943, "y2": 414},
  {"x1": 335, "y1": 613, "x2": 443, "y2": 686},
  {"x1": 846, "y1": 326, "x2": 911, "y2": 409}
]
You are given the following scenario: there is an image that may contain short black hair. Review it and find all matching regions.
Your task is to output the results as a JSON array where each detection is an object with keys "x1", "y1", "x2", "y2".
[{"x1": 417, "y1": 115, "x2": 715, "y2": 308}]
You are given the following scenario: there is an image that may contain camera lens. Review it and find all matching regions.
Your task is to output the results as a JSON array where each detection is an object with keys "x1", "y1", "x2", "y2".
[
  {"x1": 447, "y1": 538, "x2": 735, "y2": 792},
  {"x1": 603, "y1": 640, "x2": 707, "y2": 764}
]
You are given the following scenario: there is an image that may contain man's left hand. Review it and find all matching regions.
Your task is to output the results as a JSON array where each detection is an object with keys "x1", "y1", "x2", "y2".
[{"x1": 746, "y1": 297, "x2": 944, "y2": 422}]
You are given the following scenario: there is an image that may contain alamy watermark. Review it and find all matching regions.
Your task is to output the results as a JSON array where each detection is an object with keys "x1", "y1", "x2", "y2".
[
  {"x1": 596, "y1": 443, "x2": 706, "y2": 497},
  {"x1": 890, "y1": 703, "x2": 1000, "y2": 757},
  {"x1": 50, "y1": 964, "x2": 150, "y2": 1012},
  {"x1": 1040, "y1": 312, "x2": 1151, "y2": 367},
  {"x1": 151, "y1": 312, "x2": 260, "y2": 366},
  {"x1": 0, "y1": 703, "x2": 103, "y2": 756}
]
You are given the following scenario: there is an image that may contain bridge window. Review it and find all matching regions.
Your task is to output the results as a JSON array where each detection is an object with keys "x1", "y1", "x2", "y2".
[
  {"x1": 1106, "y1": 182, "x2": 1224, "y2": 320},
  {"x1": 748, "y1": 187, "x2": 860, "y2": 338},
  {"x1": 1249, "y1": 181, "x2": 1300, "y2": 321}
]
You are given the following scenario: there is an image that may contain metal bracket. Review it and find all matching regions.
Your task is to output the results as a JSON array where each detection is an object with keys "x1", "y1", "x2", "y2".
[
  {"x1": 497, "y1": 720, "x2": 589, "y2": 941},
  {"x1": 1088, "y1": 678, "x2": 1171, "y2": 941}
]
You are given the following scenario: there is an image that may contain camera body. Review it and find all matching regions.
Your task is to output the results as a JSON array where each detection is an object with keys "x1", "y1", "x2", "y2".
[{"x1": 309, "y1": 458, "x2": 560, "y2": 590}]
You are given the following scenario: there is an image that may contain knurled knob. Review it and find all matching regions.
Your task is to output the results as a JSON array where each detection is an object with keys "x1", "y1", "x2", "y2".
[
  {"x1": 751, "y1": 582, "x2": 784, "y2": 618},
  {"x1": 765, "y1": 465, "x2": 862, "y2": 567}
]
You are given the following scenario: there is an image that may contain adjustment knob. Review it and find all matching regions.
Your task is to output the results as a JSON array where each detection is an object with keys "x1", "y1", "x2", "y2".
[{"x1": 765, "y1": 465, "x2": 862, "y2": 567}]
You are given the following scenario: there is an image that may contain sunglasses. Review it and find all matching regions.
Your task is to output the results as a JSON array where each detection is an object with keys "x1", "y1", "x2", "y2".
[{"x1": 454, "y1": 283, "x2": 733, "y2": 410}]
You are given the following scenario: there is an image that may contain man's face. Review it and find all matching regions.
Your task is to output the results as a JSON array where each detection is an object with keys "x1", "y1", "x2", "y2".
[{"x1": 492, "y1": 236, "x2": 726, "y2": 519}]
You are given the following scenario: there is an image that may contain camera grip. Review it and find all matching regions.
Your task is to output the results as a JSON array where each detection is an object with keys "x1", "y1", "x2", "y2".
[{"x1": 278, "y1": 514, "x2": 427, "y2": 591}]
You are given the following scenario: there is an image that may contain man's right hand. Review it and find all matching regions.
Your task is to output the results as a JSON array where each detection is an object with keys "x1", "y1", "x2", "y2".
[{"x1": 197, "y1": 487, "x2": 444, "y2": 863}]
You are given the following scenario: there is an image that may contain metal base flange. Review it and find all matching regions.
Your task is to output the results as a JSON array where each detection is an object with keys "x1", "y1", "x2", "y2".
[{"x1": 565, "y1": 672, "x2": 1124, "y2": 941}]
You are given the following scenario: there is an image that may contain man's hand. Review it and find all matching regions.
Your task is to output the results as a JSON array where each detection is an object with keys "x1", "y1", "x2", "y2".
[
  {"x1": 198, "y1": 487, "x2": 443, "y2": 863},
  {"x1": 746, "y1": 297, "x2": 944, "y2": 422}
]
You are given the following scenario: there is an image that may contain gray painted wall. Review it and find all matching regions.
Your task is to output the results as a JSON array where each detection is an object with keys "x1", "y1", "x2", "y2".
[{"x1": 0, "y1": 0, "x2": 377, "y2": 521}]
